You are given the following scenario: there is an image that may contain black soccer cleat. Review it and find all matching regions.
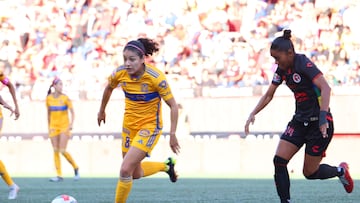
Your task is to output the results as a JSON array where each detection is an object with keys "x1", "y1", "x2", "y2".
[{"x1": 165, "y1": 157, "x2": 178, "y2": 183}]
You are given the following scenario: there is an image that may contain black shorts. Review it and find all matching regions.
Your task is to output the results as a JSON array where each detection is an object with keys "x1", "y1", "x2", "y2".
[{"x1": 280, "y1": 112, "x2": 334, "y2": 157}]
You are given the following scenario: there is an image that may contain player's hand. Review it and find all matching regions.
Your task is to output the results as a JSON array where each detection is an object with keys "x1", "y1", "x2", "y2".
[
  {"x1": 320, "y1": 122, "x2": 329, "y2": 138},
  {"x1": 13, "y1": 107, "x2": 20, "y2": 120},
  {"x1": 97, "y1": 111, "x2": 106, "y2": 126},
  {"x1": 169, "y1": 135, "x2": 180, "y2": 154},
  {"x1": 244, "y1": 114, "x2": 255, "y2": 135},
  {"x1": 3, "y1": 104, "x2": 18, "y2": 120}
]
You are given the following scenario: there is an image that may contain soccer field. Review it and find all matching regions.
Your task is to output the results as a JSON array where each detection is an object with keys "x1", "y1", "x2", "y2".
[{"x1": 1, "y1": 177, "x2": 358, "y2": 203}]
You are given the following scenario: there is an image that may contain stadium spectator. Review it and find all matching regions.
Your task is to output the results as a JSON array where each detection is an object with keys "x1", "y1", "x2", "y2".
[
  {"x1": 244, "y1": 29, "x2": 353, "y2": 203},
  {"x1": 198, "y1": 69, "x2": 217, "y2": 97},
  {"x1": 46, "y1": 77, "x2": 80, "y2": 182},
  {"x1": 97, "y1": 38, "x2": 180, "y2": 203},
  {"x1": 0, "y1": 60, "x2": 20, "y2": 200},
  {"x1": 0, "y1": 0, "x2": 359, "y2": 100}
]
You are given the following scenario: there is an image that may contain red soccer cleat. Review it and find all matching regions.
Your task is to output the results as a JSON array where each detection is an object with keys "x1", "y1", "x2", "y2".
[{"x1": 338, "y1": 162, "x2": 354, "y2": 193}]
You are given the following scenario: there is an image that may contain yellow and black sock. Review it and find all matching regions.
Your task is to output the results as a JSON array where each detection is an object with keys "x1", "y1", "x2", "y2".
[{"x1": 114, "y1": 176, "x2": 133, "y2": 203}]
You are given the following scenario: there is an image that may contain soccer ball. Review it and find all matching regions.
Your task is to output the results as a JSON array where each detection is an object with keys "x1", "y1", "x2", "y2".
[{"x1": 51, "y1": 194, "x2": 77, "y2": 203}]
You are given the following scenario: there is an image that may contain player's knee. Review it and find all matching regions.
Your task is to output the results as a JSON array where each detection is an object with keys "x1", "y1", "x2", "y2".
[
  {"x1": 273, "y1": 155, "x2": 288, "y2": 166},
  {"x1": 132, "y1": 170, "x2": 143, "y2": 179},
  {"x1": 273, "y1": 155, "x2": 289, "y2": 172},
  {"x1": 120, "y1": 176, "x2": 132, "y2": 183},
  {"x1": 120, "y1": 165, "x2": 133, "y2": 178}
]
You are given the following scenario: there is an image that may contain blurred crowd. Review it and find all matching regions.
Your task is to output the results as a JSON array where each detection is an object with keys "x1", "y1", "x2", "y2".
[{"x1": 0, "y1": 0, "x2": 359, "y2": 100}]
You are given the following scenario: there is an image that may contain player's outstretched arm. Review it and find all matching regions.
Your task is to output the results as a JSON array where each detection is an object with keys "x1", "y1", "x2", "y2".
[
  {"x1": 2, "y1": 80, "x2": 19, "y2": 119},
  {"x1": 165, "y1": 97, "x2": 180, "y2": 154},
  {"x1": 0, "y1": 95, "x2": 14, "y2": 115},
  {"x1": 98, "y1": 84, "x2": 114, "y2": 126},
  {"x1": 244, "y1": 84, "x2": 278, "y2": 135}
]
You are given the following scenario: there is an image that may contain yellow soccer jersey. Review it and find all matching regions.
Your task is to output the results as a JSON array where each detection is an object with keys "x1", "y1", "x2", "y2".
[
  {"x1": 46, "y1": 94, "x2": 73, "y2": 129},
  {"x1": 0, "y1": 68, "x2": 5, "y2": 119},
  {"x1": 108, "y1": 63, "x2": 174, "y2": 130},
  {"x1": 0, "y1": 107, "x2": 3, "y2": 132},
  {"x1": 0, "y1": 71, "x2": 6, "y2": 82}
]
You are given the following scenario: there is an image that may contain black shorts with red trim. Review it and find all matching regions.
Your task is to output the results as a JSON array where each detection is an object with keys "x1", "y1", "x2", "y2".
[{"x1": 280, "y1": 112, "x2": 334, "y2": 157}]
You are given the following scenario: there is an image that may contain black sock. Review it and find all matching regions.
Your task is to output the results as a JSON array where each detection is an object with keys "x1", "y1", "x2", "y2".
[
  {"x1": 305, "y1": 164, "x2": 340, "y2": 180},
  {"x1": 273, "y1": 155, "x2": 290, "y2": 201}
]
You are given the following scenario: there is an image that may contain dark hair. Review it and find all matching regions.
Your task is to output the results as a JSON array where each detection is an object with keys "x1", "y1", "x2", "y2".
[
  {"x1": 47, "y1": 85, "x2": 53, "y2": 95},
  {"x1": 47, "y1": 77, "x2": 61, "y2": 95},
  {"x1": 270, "y1": 29, "x2": 295, "y2": 52},
  {"x1": 124, "y1": 38, "x2": 159, "y2": 58}
]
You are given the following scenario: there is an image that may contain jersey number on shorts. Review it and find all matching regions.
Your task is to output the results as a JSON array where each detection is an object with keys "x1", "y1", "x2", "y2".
[{"x1": 125, "y1": 136, "x2": 130, "y2": 148}]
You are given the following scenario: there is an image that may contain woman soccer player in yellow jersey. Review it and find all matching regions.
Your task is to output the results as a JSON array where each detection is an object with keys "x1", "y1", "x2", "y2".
[
  {"x1": 0, "y1": 62, "x2": 20, "y2": 200},
  {"x1": 0, "y1": 97, "x2": 19, "y2": 200},
  {"x1": 97, "y1": 38, "x2": 181, "y2": 203},
  {"x1": 46, "y1": 78, "x2": 79, "y2": 182}
]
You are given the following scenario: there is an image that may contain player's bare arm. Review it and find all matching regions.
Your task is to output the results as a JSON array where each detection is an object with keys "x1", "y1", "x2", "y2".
[
  {"x1": 165, "y1": 97, "x2": 180, "y2": 154},
  {"x1": 98, "y1": 84, "x2": 114, "y2": 126},
  {"x1": 245, "y1": 84, "x2": 278, "y2": 135}
]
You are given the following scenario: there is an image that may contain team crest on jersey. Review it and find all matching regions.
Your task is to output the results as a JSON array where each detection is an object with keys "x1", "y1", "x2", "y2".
[
  {"x1": 139, "y1": 129, "x2": 150, "y2": 137},
  {"x1": 292, "y1": 73, "x2": 301, "y2": 83},
  {"x1": 272, "y1": 73, "x2": 281, "y2": 83},
  {"x1": 58, "y1": 99, "x2": 64, "y2": 106},
  {"x1": 141, "y1": 83, "x2": 149, "y2": 92}
]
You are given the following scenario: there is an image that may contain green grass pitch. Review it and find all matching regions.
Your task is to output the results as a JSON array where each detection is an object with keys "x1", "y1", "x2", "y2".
[{"x1": 0, "y1": 177, "x2": 359, "y2": 203}]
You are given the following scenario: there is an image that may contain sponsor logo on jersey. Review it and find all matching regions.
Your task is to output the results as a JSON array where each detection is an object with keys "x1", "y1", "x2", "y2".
[
  {"x1": 292, "y1": 73, "x2": 301, "y2": 83},
  {"x1": 312, "y1": 145, "x2": 319, "y2": 153},
  {"x1": 161, "y1": 91, "x2": 171, "y2": 97},
  {"x1": 137, "y1": 139, "x2": 143, "y2": 145},
  {"x1": 139, "y1": 129, "x2": 150, "y2": 137}
]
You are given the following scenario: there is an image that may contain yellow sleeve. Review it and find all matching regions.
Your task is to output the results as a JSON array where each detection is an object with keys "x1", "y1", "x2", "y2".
[
  {"x1": 0, "y1": 72, "x2": 6, "y2": 82},
  {"x1": 108, "y1": 66, "x2": 124, "y2": 88},
  {"x1": 65, "y1": 96, "x2": 73, "y2": 109},
  {"x1": 156, "y1": 74, "x2": 173, "y2": 101}
]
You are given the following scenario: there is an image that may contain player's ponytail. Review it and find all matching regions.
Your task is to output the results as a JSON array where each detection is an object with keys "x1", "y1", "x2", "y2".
[
  {"x1": 47, "y1": 85, "x2": 52, "y2": 96},
  {"x1": 270, "y1": 29, "x2": 295, "y2": 52},
  {"x1": 137, "y1": 38, "x2": 159, "y2": 56},
  {"x1": 124, "y1": 38, "x2": 159, "y2": 58},
  {"x1": 47, "y1": 77, "x2": 61, "y2": 95},
  {"x1": 283, "y1": 29, "x2": 292, "y2": 40}
]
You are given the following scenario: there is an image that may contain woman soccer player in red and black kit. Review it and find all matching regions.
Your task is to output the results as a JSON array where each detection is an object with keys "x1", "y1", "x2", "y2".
[{"x1": 244, "y1": 29, "x2": 353, "y2": 203}]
